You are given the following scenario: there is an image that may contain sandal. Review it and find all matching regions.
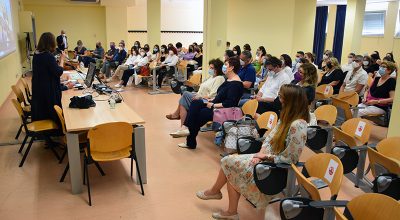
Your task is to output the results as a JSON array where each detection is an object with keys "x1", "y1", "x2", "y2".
[{"x1": 166, "y1": 114, "x2": 180, "y2": 120}]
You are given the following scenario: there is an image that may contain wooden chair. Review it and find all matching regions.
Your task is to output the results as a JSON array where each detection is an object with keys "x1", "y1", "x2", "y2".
[
  {"x1": 367, "y1": 147, "x2": 400, "y2": 179},
  {"x1": 332, "y1": 118, "x2": 372, "y2": 187},
  {"x1": 376, "y1": 136, "x2": 400, "y2": 161},
  {"x1": 256, "y1": 111, "x2": 278, "y2": 136},
  {"x1": 314, "y1": 104, "x2": 337, "y2": 126},
  {"x1": 20, "y1": 78, "x2": 32, "y2": 103},
  {"x1": 84, "y1": 122, "x2": 144, "y2": 206},
  {"x1": 11, "y1": 85, "x2": 30, "y2": 112},
  {"x1": 315, "y1": 84, "x2": 334, "y2": 100},
  {"x1": 11, "y1": 99, "x2": 59, "y2": 167},
  {"x1": 334, "y1": 193, "x2": 400, "y2": 220},
  {"x1": 331, "y1": 91, "x2": 359, "y2": 121},
  {"x1": 242, "y1": 99, "x2": 258, "y2": 118},
  {"x1": 186, "y1": 73, "x2": 202, "y2": 87}
]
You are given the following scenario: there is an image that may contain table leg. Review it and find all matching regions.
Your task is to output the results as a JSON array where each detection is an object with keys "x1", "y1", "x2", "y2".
[
  {"x1": 134, "y1": 125, "x2": 147, "y2": 184},
  {"x1": 66, "y1": 132, "x2": 83, "y2": 194}
]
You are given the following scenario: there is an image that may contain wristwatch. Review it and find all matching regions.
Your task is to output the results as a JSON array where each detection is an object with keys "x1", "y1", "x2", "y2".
[{"x1": 377, "y1": 100, "x2": 381, "y2": 104}]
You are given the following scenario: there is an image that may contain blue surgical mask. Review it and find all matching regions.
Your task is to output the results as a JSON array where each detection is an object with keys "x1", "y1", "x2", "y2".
[
  {"x1": 378, "y1": 67, "x2": 387, "y2": 76},
  {"x1": 208, "y1": 69, "x2": 215, "y2": 75},
  {"x1": 295, "y1": 57, "x2": 300, "y2": 62},
  {"x1": 222, "y1": 65, "x2": 227, "y2": 74}
]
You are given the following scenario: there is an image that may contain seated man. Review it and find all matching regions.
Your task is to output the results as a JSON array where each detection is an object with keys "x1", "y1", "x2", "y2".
[
  {"x1": 292, "y1": 51, "x2": 305, "y2": 73},
  {"x1": 82, "y1": 41, "x2": 104, "y2": 67},
  {"x1": 238, "y1": 50, "x2": 256, "y2": 106},
  {"x1": 96, "y1": 42, "x2": 116, "y2": 71},
  {"x1": 340, "y1": 55, "x2": 368, "y2": 96},
  {"x1": 247, "y1": 56, "x2": 291, "y2": 116},
  {"x1": 100, "y1": 42, "x2": 127, "y2": 78}
]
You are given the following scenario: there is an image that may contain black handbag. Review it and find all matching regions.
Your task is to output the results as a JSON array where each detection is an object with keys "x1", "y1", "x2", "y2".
[
  {"x1": 331, "y1": 146, "x2": 358, "y2": 174},
  {"x1": 69, "y1": 95, "x2": 96, "y2": 109},
  {"x1": 237, "y1": 137, "x2": 263, "y2": 154},
  {"x1": 306, "y1": 126, "x2": 328, "y2": 150},
  {"x1": 372, "y1": 173, "x2": 400, "y2": 200},
  {"x1": 253, "y1": 162, "x2": 288, "y2": 195},
  {"x1": 170, "y1": 79, "x2": 183, "y2": 94}
]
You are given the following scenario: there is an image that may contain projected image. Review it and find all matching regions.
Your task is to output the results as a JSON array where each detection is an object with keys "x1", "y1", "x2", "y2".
[{"x1": 0, "y1": 0, "x2": 16, "y2": 59}]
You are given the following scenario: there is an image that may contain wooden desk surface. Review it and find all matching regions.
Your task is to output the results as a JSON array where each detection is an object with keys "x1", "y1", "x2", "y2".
[{"x1": 61, "y1": 89, "x2": 145, "y2": 132}]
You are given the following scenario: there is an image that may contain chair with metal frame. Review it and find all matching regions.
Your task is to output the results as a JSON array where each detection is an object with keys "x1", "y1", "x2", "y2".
[
  {"x1": 11, "y1": 85, "x2": 31, "y2": 139},
  {"x1": 84, "y1": 122, "x2": 144, "y2": 206},
  {"x1": 20, "y1": 78, "x2": 32, "y2": 103},
  {"x1": 11, "y1": 99, "x2": 60, "y2": 167},
  {"x1": 242, "y1": 99, "x2": 259, "y2": 118},
  {"x1": 256, "y1": 111, "x2": 278, "y2": 137},
  {"x1": 331, "y1": 91, "x2": 360, "y2": 122}
]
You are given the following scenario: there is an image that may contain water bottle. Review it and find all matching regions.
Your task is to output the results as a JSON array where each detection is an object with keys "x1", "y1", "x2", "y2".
[{"x1": 109, "y1": 97, "x2": 116, "y2": 109}]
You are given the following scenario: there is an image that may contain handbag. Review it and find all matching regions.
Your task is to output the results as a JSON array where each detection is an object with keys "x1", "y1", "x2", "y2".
[
  {"x1": 69, "y1": 95, "x2": 96, "y2": 109},
  {"x1": 224, "y1": 116, "x2": 259, "y2": 150},
  {"x1": 306, "y1": 126, "x2": 328, "y2": 150},
  {"x1": 212, "y1": 107, "x2": 243, "y2": 130},
  {"x1": 139, "y1": 65, "x2": 150, "y2": 76}
]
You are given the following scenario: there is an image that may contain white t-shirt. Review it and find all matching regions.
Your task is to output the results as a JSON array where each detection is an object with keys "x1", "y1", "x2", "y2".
[
  {"x1": 343, "y1": 67, "x2": 368, "y2": 95},
  {"x1": 162, "y1": 55, "x2": 179, "y2": 66},
  {"x1": 124, "y1": 55, "x2": 137, "y2": 66},
  {"x1": 283, "y1": 66, "x2": 293, "y2": 81},
  {"x1": 341, "y1": 63, "x2": 353, "y2": 73},
  {"x1": 259, "y1": 70, "x2": 291, "y2": 99},
  {"x1": 197, "y1": 75, "x2": 226, "y2": 98}
]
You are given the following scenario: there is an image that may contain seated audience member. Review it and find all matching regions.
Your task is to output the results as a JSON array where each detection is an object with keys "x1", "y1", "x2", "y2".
[
  {"x1": 318, "y1": 57, "x2": 344, "y2": 94},
  {"x1": 382, "y1": 56, "x2": 397, "y2": 78},
  {"x1": 109, "y1": 47, "x2": 138, "y2": 81},
  {"x1": 183, "y1": 45, "x2": 196, "y2": 61},
  {"x1": 341, "y1": 52, "x2": 356, "y2": 73},
  {"x1": 238, "y1": 50, "x2": 256, "y2": 102},
  {"x1": 143, "y1": 44, "x2": 151, "y2": 58},
  {"x1": 177, "y1": 58, "x2": 243, "y2": 149},
  {"x1": 97, "y1": 42, "x2": 117, "y2": 73},
  {"x1": 100, "y1": 41, "x2": 127, "y2": 78},
  {"x1": 232, "y1": 45, "x2": 241, "y2": 57},
  {"x1": 294, "y1": 63, "x2": 318, "y2": 105},
  {"x1": 340, "y1": 55, "x2": 368, "y2": 96},
  {"x1": 253, "y1": 46, "x2": 267, "y2": 73},
  {"x1": 187, "y1": 46, "x2": 203, "y2": 75},
  {"x1": 196, "y1": 84, "x2": 309, "y2": 219},
  {"x1": 133, "y1": 41, "x2": 141, "y2": 50},
  {"x1": 305, "y1": 52, "x2": 318, "y2": 69},
  {"x1": 292, "y1": 58, "x2": 310, "y2": 84},
  {"x1": 160, "y1": 45, "x2": 168, "y2": 62},
  {"x1": 74, "y1": 40, "x2": 87, "y2": 60},
  {"x1": 176, "y1": 42, "x2": 185, "y2": 59},
  {"x1": 82, "y1": 41, "x2": 104, "y2": 67},
  {"x1": 151, "y1": 45, "x2": 161, "y2": 62},
  {"x1": 384, "y1": 52, "x2": 395, "y2": 63},
  {"x1": 226, "y1": 41, "x2": 231, "y2": 50},
  {"x1": 362, "y1": 55, "x2": 373, "y2": 73},
  {"x1": 243, "y1": 43, "x2": 251, "y2": 52},
  {"x1": 167, "y1": 59, "x2": 225, "y2": 137},
  {"x1": 318, "y1": 50, "x2": 333, "y2": 70},
  {"x1": 366, "y1": 54, "x2": 380, "y2": 77},
  {"x1": 157, "y1": 47, "x2": 179, "y2": 88},
  {"x1": 224, "y1": 50, "x2": 235, "y2": 62},
  {"x1": 250, "y1": 57, "x2": 290, "y2": 116},
  {"x1": 358, "y1": 61, "x2": 396, "y2": 117},
  {"x1": 114, "y1": 48, "x2": 149, "y2": 91},
  {"x1": 280, "y1": 54, "x2": 293, "y2": 81},
  {"x1": 292, "y1": 51, "x2": 305, "y2": 73}
]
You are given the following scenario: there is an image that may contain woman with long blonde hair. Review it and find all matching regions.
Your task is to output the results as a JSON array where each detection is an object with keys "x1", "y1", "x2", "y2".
[{"x1": 196, "y1": 84, "x2": 309, "y2": 219}]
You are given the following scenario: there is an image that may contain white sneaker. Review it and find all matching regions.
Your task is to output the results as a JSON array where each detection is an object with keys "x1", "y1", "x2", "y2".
[
  {"x1": 114, "y1": 84, "x2": 122, "y2": 88},
  {"x1": 170, "y1": 129, "x2": 189, "y2": 138},
  {"x1": 178, "y1": 143, "x2": 194, "y2": 149},
  {"x1": 116, "y1": 87, "x2": 124, "y2": 92}
]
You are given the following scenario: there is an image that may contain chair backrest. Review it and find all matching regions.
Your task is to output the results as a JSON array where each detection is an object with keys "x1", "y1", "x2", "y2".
[
  {"x1": 149, "y1": 60, "x2": 157, "y2": 69},
  {"x1": 336, "y1": 91, "x2": 359, "y2": 107},
  {"x1": 314, "y1": 105, "x2": 337, "y2": 125},
  {"x1": 54, "y1": 105, "x2": 67, "y2": 135},
  {"x1": 303, "y1": 153, "x2": 344, "y2": 199},
  {"x1": 340, "y1": 118, "x2": 371, "y2": 145},
  {"x1": 336, "y1": 193, "x2": 400, "y2": 220},
  {"x1": 87, "y1": 122, "x2": 133, "y2": 154},
  {"x1": 367, "y1": 147, "x2": 400, "y2": 177},
  {"x1": 20, "y1": 79, "x2": 31, "y2": 97},
  {"x1": 11, "y1": 85, "x2": 28, "y2": 106},
  {"x1": 257, "y1": 111, "x2": 278, "y2": 130},
  {"x1": 177, "y1": 60, "x2": 188, "y2": 73},
  {"x1": 376, "y1": 136, "x2": 400, "y2": 161},
  {"x1": 316, "y1": 84, "x2": 333, "y2": 99},
  {"x1": 11, "y1": 99, "x2": 25, "y2": 122},
  {"x1": 187, "y1": 73, "x2": 202, "y2": 86},
  {"x1": 242, "y1": 99, "x2": 258, "y2": 118}
]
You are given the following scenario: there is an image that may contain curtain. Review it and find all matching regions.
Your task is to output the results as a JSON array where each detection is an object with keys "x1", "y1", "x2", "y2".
[
  {"x1": 313, "y1": 6, "x2": 328, "y2": 65},
  {"x1": 332, "y1": 5, "x2": 347, "y2": 63}
]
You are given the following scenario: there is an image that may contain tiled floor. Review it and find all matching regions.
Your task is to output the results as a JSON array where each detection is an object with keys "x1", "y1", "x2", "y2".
[{"x1": 0, "y1": 79, "x2": 388, "y2": 220}]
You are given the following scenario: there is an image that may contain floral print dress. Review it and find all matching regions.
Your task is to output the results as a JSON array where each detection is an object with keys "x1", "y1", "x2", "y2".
[{"x1": 221, "y1": 119, "x2": 308, "y2": 208}]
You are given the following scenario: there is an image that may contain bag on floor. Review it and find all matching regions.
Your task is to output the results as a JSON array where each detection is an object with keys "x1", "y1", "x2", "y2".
[
  {"x1": 212, "y1": 107, "x2": 243, "y2": 130},
  {"x1": 224, "y1": 116, "x2": 259, "y2": 150}
]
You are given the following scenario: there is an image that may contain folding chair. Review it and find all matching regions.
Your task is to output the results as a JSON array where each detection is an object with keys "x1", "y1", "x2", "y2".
[
  {"x1": 84, "y1": 122, "x2": 144, "y2": 206},
  {"x1": 20, "y1": 78, "x2": 32, "y2": 103},
  {"x1": 331, "y1": 91, "x2": 360, "y2": 122},
  {"x1": 11, "y1": 85, "x2": 31, "y2": 139},
  {"x1": 256, "y1": 111, "x2": 278, "y2": 137},
  {"x1": 241, "y1": 99, "x2": 258, "y2": 118}
]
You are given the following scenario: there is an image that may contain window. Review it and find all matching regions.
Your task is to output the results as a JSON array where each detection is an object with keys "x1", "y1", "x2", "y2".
[
  {"x1": 362, "y1": 11, "x2": 385, "y2": 36},
  {"x1": 395, "y1": 5, "x2": 400, "y2": 37}
]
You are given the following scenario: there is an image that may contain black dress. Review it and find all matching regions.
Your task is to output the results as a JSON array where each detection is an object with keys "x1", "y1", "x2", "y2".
[
  {"x1": 31, "y1": 51, "x2": 64, "y2": 123},
  {"x1": 318, "y1": 69, "x2": 344, "y2": 94}
]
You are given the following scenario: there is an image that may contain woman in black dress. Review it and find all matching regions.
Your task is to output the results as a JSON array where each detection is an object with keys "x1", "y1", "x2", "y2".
[
  {"x1": 318, "y1": 57, "x2": 344, "y2": 94},
  {"x1": 31, "y1": 32, "x2": 64, "y2": 123}
]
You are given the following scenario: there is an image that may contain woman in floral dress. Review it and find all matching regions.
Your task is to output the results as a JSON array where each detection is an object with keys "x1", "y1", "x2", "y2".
[{"x1": 196, "y1": 84, "x2": 310, "y2": 220}]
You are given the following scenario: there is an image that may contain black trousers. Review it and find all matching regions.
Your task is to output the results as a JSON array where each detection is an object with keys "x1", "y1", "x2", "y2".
[
  {"x1": 183, "y1": 100, "x2": 214, "y2": 148},
  {"x1": 121, "y1": 69, "x2": 136, "y2": 86},
  {"x1": 257, "y1": 99, "x2": 281, "y2": 116},
  {"x1": 157, "y1": 67, "x2": 175, "y2": 87}
]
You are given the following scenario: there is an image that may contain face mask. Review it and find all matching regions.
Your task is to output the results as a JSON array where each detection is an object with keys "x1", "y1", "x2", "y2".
[
  {"x1": 295, "y1": 57, "x2": 301, "y2": 63},
  {"x1": 153, "y1": 48, "x2": 158, "y2": 52},
  {"x1": 240, "y1": 59, "x2": 245, "y2": 66},
  {"x1": 323, "y1": 54, "x2": 328, "y2": 60},
  {"x1": 269, "y1": 70, "x2": 276, "y2": 76},
  {"x1": 378, "y1": 67, "x2": 387, "y2": 76},
  {"x1": 363, "y1": 61, "x2": 369, "y2": 66},
  {"x1": 326, "y1": 63, "x2": 333, "y2": 69},
  {"x1": 169, "y1": 52, "x2": 174, "y2": 56},
  {"x1": 161, "y1": 48, "x2": 165, "y2": 52},
  {"x1": 233, "y1": 51, "x2": 237, "y2": 55},
  {"x1": 256, "y1": 51, "x2": 260, "y2": 56},
  {"x1": 110, "y1": 45, "x2": 115, "y2": 50},
  {"x1": 208, "y1": 69, "x2": 215, "y2": 75},
  {"x1": 263, "y1": 58, "x2": 267, "y2": 65},
  {"x1": 140, "y1": 52, "x2": 145, "y2": 56},
  {"x1": 134, "y1": 44, "x2": 138, "y2": 47},
  {"x1": 294, "y1": 72, "x2": 303, "y2": 82},
  {"x1": 352, "y1": 61, "x2": 360, "y2": 69},
  {"x1": 222, "y1": 65, "x2": 227, "y2": 74},
  {"x1": 296, "y1": 63, "x2": 301, "y2": 69},
  {"x1": 281, "y1": 60, "x2": 285, "y2": 65},
  {"x1": 96, "y1": 45, "x2": 99, "y2": 49},
  {"x1": 348, "y1": 58, "x2": 353, "y2": 64}
]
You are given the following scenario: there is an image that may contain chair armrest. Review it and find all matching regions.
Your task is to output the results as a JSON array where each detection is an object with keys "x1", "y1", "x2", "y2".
[{"x1": 309, "y1": 200, "x2": 348, "y2": 208}]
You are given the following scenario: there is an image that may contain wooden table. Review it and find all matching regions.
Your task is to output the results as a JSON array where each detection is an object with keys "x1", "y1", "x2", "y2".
[{"x1": 61, "y1": 89, "x2": 146, "y2": 194}]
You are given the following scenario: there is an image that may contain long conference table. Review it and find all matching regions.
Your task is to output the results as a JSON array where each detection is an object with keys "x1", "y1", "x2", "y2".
[{"x1": 61, "y1": 86, "x2": 146, "y2": 194}]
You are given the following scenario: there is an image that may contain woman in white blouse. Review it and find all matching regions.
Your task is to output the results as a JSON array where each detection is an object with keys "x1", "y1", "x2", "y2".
[
  {"x1": 108, "y1": 47, "x2": 138, "y2": 82},
  {"x1": 156, "y1": 47, "x2": 179, "y2": 88},
  {"x1": 114, "y1": 48, "x2": 149, "y2": 91},
  {"x1": 280, "y1": 54, "x2": 293, "y2": 81},
  {"x1": 150, "y1": 44, "x2": 161, "y2": 62},
  {"x1": 166, "y1": 58, "x2": 226, "y2": 138}
]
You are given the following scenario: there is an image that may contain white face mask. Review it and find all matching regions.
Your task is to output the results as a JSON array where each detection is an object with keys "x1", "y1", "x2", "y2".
[
  {"x1": 363, "y1": 61, "x2": 369, "y2": 66},
  {"x1": 140, "y1": 52, "x2": 145, "y2": 56},
  {"x1": 348, "y1": 58, "x2": 353, "y2": 64},
  {"x1": 352, "y1": 61, "x2": 360, "y2": 69},
  {"x1": 240, "y1": 59, "x2": 245, "y2": 66},
  {"x1": 323, "y1": 54, "x2": 328, "y2": 60},
  {"x1": 233, "y1": 51, "x2": 237, "y2": 55}
]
